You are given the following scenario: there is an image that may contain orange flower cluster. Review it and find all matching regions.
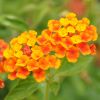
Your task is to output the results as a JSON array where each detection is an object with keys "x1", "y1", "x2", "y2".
[
  {"x1": 3, "y1": 13, "x2": 97, "y2": 83},
  {"x1": 0, "y1": 39, "x2": 8, "y2": 88},
  {"x1": 3, "y1": 31, "x2": 61, "y2": 82},
  {"x1": 39, "y1": 13, "x2": 97, "y2": 62}
]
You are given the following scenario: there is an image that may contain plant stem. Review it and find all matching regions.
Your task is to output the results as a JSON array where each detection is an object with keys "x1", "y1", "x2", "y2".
[{"x1": 44, "y1": 81, "x2": 49, "y2": 100}]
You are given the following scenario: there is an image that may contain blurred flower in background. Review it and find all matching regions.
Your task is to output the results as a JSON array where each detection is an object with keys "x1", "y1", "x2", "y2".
[{"x1": 67, "y1": 0, "x2": 86, "y2": 16}]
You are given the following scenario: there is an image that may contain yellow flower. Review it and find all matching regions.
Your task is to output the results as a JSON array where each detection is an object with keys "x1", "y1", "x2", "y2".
[
  {"x1": 58, "y1": 28, "x2": 68, "y2": 37},
  {"x1": 11, "y1": 43, "x2": 22, "y2": 51},
  {"x1": 14, "y1": 50, "x2": 23, "y2": 58},
  {"x1": 27, "y1": 38, "x2": 36, "y2": 46},
  {"x1": 67, "y1": 26, "x2": 75, "y2": 33},
  {"x1": 69, "y1": 18, "x2": 78, "y2": 26},
  {"x1": 3, "y1": 48, "x2": 13, "y2": 59},
  {"x1": 10, "y1": 38, "x2": 18, "y2": 45},
  {"x1": 29, "y1": 30, "x2": 37, "y2": 37},
  {"x1": 76, "y1": 23, "x2": 86, "y2": 32},
  {"x1": 66, "y1": 12, "x2": 76, "y2": 19},
  {"x1": 59, "y1": 18, "x2": 69, "y2": 26},
  {"x1": 17, "y1": 33, "x2": 28, "y2": 44},
  {"x1": 71, "y1": 35, "x2": 82, "y2": 44},
  {"x1": 16, "y1": 55, "x2": 29, "y2": 66},
  {"x1": 31, "y1": 46, "x2": 43, "y2": 60}
]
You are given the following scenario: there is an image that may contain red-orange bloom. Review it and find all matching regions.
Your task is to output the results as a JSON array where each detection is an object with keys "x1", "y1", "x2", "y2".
[
  {"x1": 90, "y1": 44, "x2": 96, "y2": 55},
  {"x1": 77, "y1": 42, "x2": 91, "y2": 55},
  {"x1": 4, "y1": 58, "x2": 17, "y2": 72},
  {"x1": 16, "y1": 67, "x2": 29, "y2": 79},
  {"x1": 66, "y1": 46, "x2": 79, "y2": 62},
  {"x1": 47, "y1": 55, "x2": 61, "y2": 69},
  {"x1": 55, "y1": 44, "x2": 66, "y2": 58},
  {"x1": 33, "y1": 69, "x2": 46, "y2": 83},
  {"x1": 48, "y1": 20, "x2": 61, "y2": 31},
  {"x1": 8, "y1": 71, "x2": 17, "y2": 80},
  {"x1": 41, "y1": 43, "x2": 52, "y2": 54},
  {"x1": 22, "y1": 45, "x2": 32, "y2": 56}
]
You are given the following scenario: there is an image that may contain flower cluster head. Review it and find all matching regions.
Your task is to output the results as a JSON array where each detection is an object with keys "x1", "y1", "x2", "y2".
[
  {"x1": 3, "y1": 31, "x2": 61, "y2": 82},
  {"x1": 3, "y1": 12, "x2": 98, "y2": 83},
  {"x1": 40, "y1": 13, "x2": 97, "y2": 62}
]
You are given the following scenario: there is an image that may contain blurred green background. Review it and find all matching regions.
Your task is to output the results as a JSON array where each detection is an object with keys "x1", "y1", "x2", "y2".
[{"x1": 0, "y1": 0, "x2": 100, "y2": 100}]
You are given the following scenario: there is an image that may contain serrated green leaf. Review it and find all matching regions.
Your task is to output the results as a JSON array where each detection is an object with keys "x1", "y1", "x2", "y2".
[{"x1": 5, "y1": 76, "x2": 38, "y2": 100}]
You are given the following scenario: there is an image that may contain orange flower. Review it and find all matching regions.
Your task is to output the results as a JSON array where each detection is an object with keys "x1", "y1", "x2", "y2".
[
  {"x1": 38, "y1": 57, "x2": 49, "y2": 70},
  {"x1": 33, "y1": 69, "x2": 46, "y2": 82},
  {"x1": 77, "y1": 42, "x2": 91, "y2": 55},
  {"x1": 48, "y1": 20, "x2": 61, "y2": 31},
  {"x1": 16, "y1": 55, "x2": 29, "y2": 67},
  {"x1": 8, "y1": 72, "x2": 17, "y2": 80},
  {"x1": 55, "y1": 44, "x2": 66, "y2": 58},
  {"x1": 47, "y1": 55, "x2": 61, "y2": 69},
  {"x1": 52, "y1": 33, "x2": 62, "y2": 44},
  {"x1": 80, "y1": 31, "x2": 92, "y2": 42},
  {"x1": 27, "y1": 59, "x2": 38, "y2": 71},
  {"x1": 16, "y1": 67, "x2": 29, "y2": 79},
  {"x1": 42, "y1": 29, "x2": 52, "y2": 39},
  {"x1": 66, "y1": 46, "x2": 79, "y2": 63},
  {"x1": 0, "y1": 79, "x2": 5, "y2": 88},
  {"x1": 4, "y1": 58, "x2": 17, "y2": 72},
  {"x1": 41, "y1": 43, "x2": 52, "y2": 54},
  {"x1": 60, "y1": 37, "x2": 73, "y2": 49},
  {"x1": 37, "y1": 35, "x2": 48, "y2": 45}
]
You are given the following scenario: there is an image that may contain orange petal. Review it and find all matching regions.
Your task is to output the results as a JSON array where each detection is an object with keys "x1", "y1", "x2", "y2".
[
  {"x1": 77, "y1": 42, "x2": 91, "y2": 55},
  {"x1": 66, "y1": 46, "x2": 79, "y2": 63},
  {"x1": 48, "y1": 20, "x2": 61, "y2": 31},
  {"x1": 38, "y1": 57, "x2": 49, "y2": 70},
  {"x1": 41, "y1": 43, "x2": 52, "y2": 54},
  {"x1": 33, "y1": 69, "x2": 46, "y2": 83},
  {"x1": 16, "y1": 67, "x2": 29, "y2": 79},
  {"x1": 55, "y1": 45, "x2": 66, "y2": 58},
  {"x1": 27, "y1": 59, "x2": 38, "y2": 71},
  {"x1": 90, "y1": 44, "x2": 96, "y2": 55},
  {"x1": 8, "y1": 72, "x2": 17, "y2": 80}
]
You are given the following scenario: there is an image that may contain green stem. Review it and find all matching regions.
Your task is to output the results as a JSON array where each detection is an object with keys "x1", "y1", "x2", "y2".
[{"x1": 44, "y1": 81, "x2": 49, "y2": 100}]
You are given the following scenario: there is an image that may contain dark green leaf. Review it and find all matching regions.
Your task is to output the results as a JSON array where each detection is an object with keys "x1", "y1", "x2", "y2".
[{"x1": 5, "y1": 76, "x2": 38, "y2": 100}]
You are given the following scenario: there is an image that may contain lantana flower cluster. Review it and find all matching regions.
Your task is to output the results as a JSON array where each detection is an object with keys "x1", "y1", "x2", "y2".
[
  {"x1": 0, "y1": 13, "x2": 98, "y2": 88},
  {"x1": 3, "y1": 31, "x2": 61, "y2": 83},
  {"x1": 39, "y1": 13, "x2": 97, "y2": 62}
]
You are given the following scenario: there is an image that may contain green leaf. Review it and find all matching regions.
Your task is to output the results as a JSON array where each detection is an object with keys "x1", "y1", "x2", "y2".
[
  {"x1": 5, "y1": 76, "x2": 38, "y2": 100},
  {"x1": 55, "y1": 55, "x2": 93, "y2": 78},
  {"x1": 0, "y1": 15, "x2": 29, "y2": 31},
  {"x1": 0, "y1": 29, "x2": 12, "y2": 39},
  {"x1": 50, "y1": 82, "x2": 60, "y2": 96}
]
